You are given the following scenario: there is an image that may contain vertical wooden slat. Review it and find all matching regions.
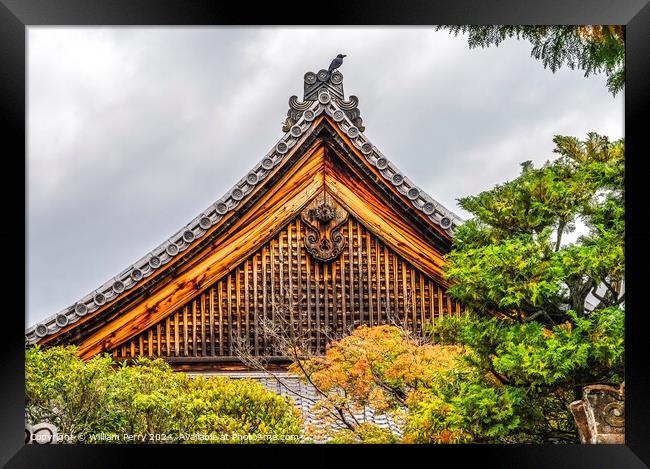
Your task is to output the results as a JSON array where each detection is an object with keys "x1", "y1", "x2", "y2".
[
  {"x1": 262, "y1": 246, "x2": 268, "y2": 353},
  {"x1": 384, "y1": 245, "x2": 390, "y2": 324},
  {"x1": 156, "y1": 323, "x2": 161, "y2": 357},
  {"x1": 456, "y1": 300, "x2": 461, "y2": 317},
  {"x1": 401, "y1": 260, "x2": 408, "y2": 330},
  {"x1": 376, "y1": 237, "x2": 381, "y2": 326},
  {"x1": 429, "y1": 280, "x2": 435, "y2": 327},
  {"x1": 173, "y1": 309, "x2": 179, "y2": 357},
  {"x1": 393, "y1": 255, "x2": 399, "y2": 324},
  {"x1": 341, "y1": 229, "x2": 347, "y2": 333},
  {"x1": 279, "y1": 232, "x2": 285, "y2": 329},
  {"x1": 419, "y1": 274, "x2": 426, "y2": 332},
  {"x1": 331, "y1": 261, "x2": 337, "y2": 335},
  {"x1": 438, "y1": 286, "x2": 444, "y2": 319},
  {"x1": 315, "y1": 261, "x2": 321, "y2": 352},
  {"x1": 228, "y1": 275, "x2": 233, "y2": 356},
  {"x1": 218, "y1": 281, "x2": 224, "y2": 356},
  {"x1": 209, "y1": 288, "x2": 215, "y2": 356},
  {"x1": 276, "y1": 233, "x2": 282, "y2": 354},
  {"x1": 447, "y1": 294, "x2": 452, "y2": 318},
  {"x1": 306, "y1": 250, "x2": 312, "y2": 351},
  {"x1": 192, "y1": 300, "x2": 197, "y2": 356},
  {"x1": 270, "y1": 240, "x2": 275, "y2": 334},
  {"x1": 245, "y1": 261, "x2": 250, "y2": 352},
  {"x1": 324, "y1": 262, "x2": 329, "y2": 339},
  {"x1": 139, "y1": 335, "x2": 144, "y2": 357},
  {"x1": 183, "y1": 306, "x2": 188, "y2": 356},
  {"x1": 357, "y1": 223, "x2": 364, "y2": 325},
  {"x1": 296, "y1": 219, "x2": 304, "y2": 337},
  {"x1": 201, "y1": 293, "x2": 206, "y2": 357},
  {"x1": 253, "y1": 254, "x2": 259, "y2": 356},
  {"x1": 236, "y1": 267, "x2": 241, "y2": 339},
  {"x1": 365, "y1": 232, "x2": 373, "y2": 325},
  {"x1": 165, "y1": 317, "x2": 171, "y2": 356},
  {"x1": 348, "y1": 220, "x2": 354, "y2": 330},
  {"x1": 130, "y1": 340, "x2": 135, "y2": 359},
  {"x1": 410, "y1": 265, "x2": 417, "y2": 332},
  {"x1": 287, "y1": 224, "x2": 293, "y2": 331}
]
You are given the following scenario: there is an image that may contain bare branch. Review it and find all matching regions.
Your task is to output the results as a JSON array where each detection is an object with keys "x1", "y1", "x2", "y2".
[{"x1": 524, "y1": 309, "x2": 556, "y2": 326}]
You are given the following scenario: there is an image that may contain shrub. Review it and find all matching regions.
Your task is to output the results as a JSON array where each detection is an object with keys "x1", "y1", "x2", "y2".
[{"x1": 25, "y1": 346, "x2": 302, "y2": 444}]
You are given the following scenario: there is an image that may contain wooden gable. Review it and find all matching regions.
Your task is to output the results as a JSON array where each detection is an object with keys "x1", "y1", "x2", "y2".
[{"x1": 27, "y1": 69, "x2": 463, "y2": 368}]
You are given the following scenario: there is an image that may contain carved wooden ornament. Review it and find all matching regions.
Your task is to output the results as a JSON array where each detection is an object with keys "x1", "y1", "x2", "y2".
[
  {"x1": 569, "y1": 382, "x2": 625, "y2": 444},
  {"x1": 301, "y1": 192, "x2": 348, "y2": 261}
]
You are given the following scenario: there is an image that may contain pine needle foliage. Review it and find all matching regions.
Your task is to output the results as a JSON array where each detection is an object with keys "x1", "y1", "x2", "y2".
[{"x1": 437, "y1": 26, "x2": 625, "y2": 95}]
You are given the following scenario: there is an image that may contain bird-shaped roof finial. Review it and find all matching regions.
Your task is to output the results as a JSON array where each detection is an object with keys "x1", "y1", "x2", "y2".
[{"x1": 328, "y1": 54, "x2": 347, "y2": 76}]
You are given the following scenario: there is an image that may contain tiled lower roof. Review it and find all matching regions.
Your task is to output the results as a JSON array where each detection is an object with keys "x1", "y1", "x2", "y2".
[
  {"x1": 26, "y1": 69, "x2": 462, "y2": 347},
  {"x1": 190, "y1": 371, "x2": 404, "y2": 442}
]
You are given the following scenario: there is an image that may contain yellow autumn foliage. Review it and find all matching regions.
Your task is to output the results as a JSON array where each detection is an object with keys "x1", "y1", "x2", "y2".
[{"x1": 291, "y1": 325, "x2": 466, "y2": 414}]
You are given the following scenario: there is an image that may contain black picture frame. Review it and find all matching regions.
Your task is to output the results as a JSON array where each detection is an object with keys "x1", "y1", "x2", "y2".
[{"x1": 1, "y1": 1, "x2": 648, "y2": 467}]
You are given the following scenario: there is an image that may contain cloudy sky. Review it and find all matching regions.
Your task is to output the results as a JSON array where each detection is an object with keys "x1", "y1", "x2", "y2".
[{"x1": 27, "y1": 27, "x2": 623, "y2": 326}]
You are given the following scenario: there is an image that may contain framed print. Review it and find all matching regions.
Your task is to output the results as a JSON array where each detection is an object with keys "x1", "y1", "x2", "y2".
[{"x1": 2, "y1": 0, "x2": 649, "y2": 467}]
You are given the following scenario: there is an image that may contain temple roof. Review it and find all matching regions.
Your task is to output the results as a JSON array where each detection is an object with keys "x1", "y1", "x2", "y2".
[{"x1": 26, "y1": 67, "x2": 462, "y2": 345}]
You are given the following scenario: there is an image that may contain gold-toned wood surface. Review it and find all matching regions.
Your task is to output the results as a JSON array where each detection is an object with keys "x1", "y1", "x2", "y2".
[
  {"x1": 54, "y1": 117, "x2": 458, "y2": 361},
  {"x1": 111, "y1": 213, "x2": 462, "y2": 362}
]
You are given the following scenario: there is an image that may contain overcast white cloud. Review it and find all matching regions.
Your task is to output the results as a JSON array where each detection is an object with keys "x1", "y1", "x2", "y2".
[{"x1": 27, "y1": 27, "x2": 623, "y2": 326}]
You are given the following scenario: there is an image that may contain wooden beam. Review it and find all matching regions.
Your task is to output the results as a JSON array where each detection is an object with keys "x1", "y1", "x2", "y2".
[
  {"x1": 384, "y1": 245, "x2": 390, "y2": 323},
  {"x1": 42, "y1": 115, "x2": 454, "y2": 351},
  {"x1": 183, "y1": 306, "x2": 188, "y2": 356},
  {"x1": 218, "y1": 281, "x2": 224, "y2": 356},
  {"x1": 165, "y1": 317, "x2": 171, "y2": 356},
  {"x1": 295, "y1": 219, "x2": 303, "y2": 337},
  {"x1": 244, "y1": 261, "x2": 250, "y2": 353},
  {"x1": 325, "y1": 172, "x2": 448, "y2": 285},
  {"x1": 192, "y1": 300, "x2": 197, "y2": 357},
  {"x1": 157, "y1": 323, "x2": 161, "y2": 357},
  {"x1": 356, "y1": 223, "x2": 364, "y2": 325},
  {"x1": 252, "y1": 254, "x2": 259, "y2": 356},
  {"x1": 261, "y1": 247, "x2": 268, "y2": 354},
  {"x1": 72, "y1": 119, "x2": 455, "y2": 359},
  {"x1": 43, "y1": 136, "x2": 326, "y2": 349},
  {"x1": 376, "y1": 237, "x2": 381, "y2": 326},
  {"x1": 173, "y1": 312, "x2": 178, "y2": 357},
  {"x1": 228, "y1": 275, "x2": 233, "y2": 356},
  {"x1": 209, "y1": 288, "x2": 215, "y2": 356},
  {"x1": 75, "y1": 149, "x2": 326, "y2": 359},
  {"x1": 419, "y1": 274, "x2": 425, "y2": 333},
  {"x1": 201, "y1": 293, "x2": 206, "y2": 357},
  {"x1": 315, "y1": 261, "x2": 320, "y2": 352},
  {"x1": 347, "y1": 220, "x2": 354, "y2": 330},
  {"x1": 324, "y1": 117, "x2": 452, "y2": 244}
]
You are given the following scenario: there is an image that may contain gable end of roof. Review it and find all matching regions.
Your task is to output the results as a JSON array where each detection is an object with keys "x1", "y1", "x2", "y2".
[{"x1": 26, "y1": 69, "x2": 462, "y2": 345}]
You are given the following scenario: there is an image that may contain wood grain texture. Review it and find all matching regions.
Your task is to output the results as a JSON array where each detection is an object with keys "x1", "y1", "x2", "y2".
[
  {"x1": 72, "y1": 117, "x2": 460, "y2": 360},
  {"x1": 114, "y1": 214, "x2": 462, "y2": 360},
  {"x1": 41, "y1": 131, "x2": 326, "y2": 350},
  {"x1": 41, "y1": 116, "x2": 453, "y2": 352},
  {"x1": 76, "y1": 145, "x2": 326, "y2": 359}
]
